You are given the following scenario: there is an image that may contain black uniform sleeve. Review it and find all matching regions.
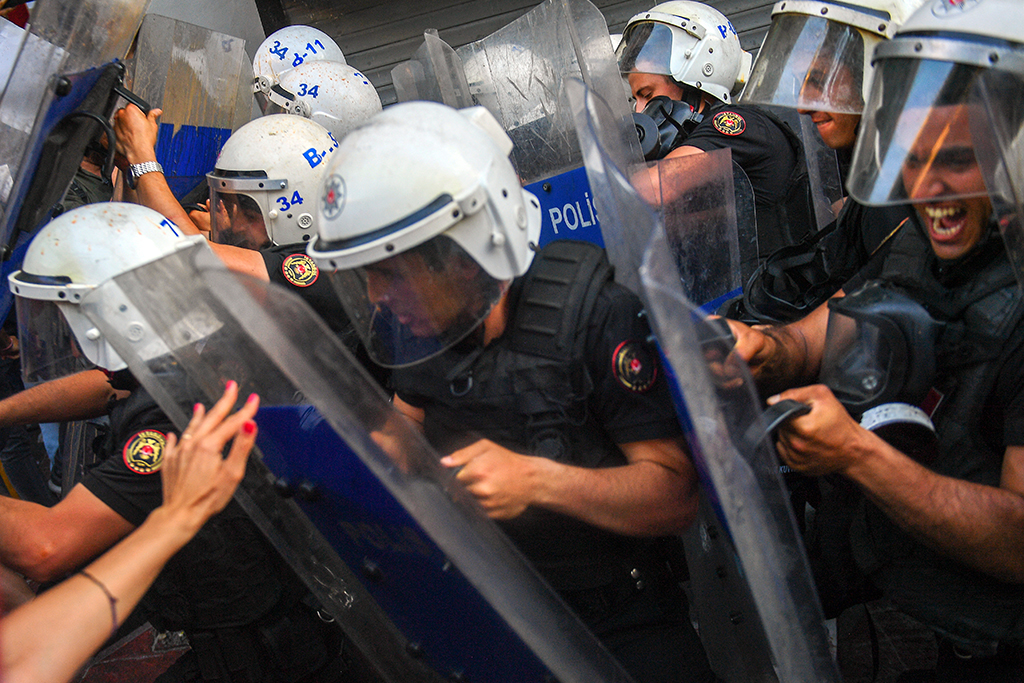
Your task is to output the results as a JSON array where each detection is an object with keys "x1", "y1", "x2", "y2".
[
  {"x1": 261, "y1": 244, "x2": 355, "y2": 340},
  {"x1": 682, "y1": 104, "x2": 797, "y2": 206},
  {"x1": 261, "y1": 244, "x2": 390, "y2": 389},
  {"x1": 584, "y1": 282, "x2": 683, "y2": 445},
  {"x1": 80, "y1": 400, "x2": 175, "y2": 527}
]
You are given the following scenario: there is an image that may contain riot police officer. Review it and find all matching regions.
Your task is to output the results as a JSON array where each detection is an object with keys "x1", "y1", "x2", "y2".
[
  {"x1": 728, "y1": 0, "x2": 1024, "y2": 677},
  {"x1": 307, "y1": 101, "x2": 715, "y2": 683},
  {"x1": 114, "y1": 107, "x2": 379, "y2": 369},
  {"x1": 1, "y1": 203, "x2": 361, "y2": 683},
  {"x1": 252, "y1": 25, "x2": 346, "y2": 115},
  {"x1": 260, "y1": 60, "x2": 381, "y2": 142},
  {"x1": 736, "y1": 0, "x2": 925, "y2": 323},
  {"x1": 618, "y1": 1, "x2": 815, "y2": 262}
]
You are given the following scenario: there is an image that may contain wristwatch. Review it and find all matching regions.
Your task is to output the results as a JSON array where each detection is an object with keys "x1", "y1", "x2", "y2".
[{"x1": 127, "y1": 161, "x2": 163, "y2": 189}]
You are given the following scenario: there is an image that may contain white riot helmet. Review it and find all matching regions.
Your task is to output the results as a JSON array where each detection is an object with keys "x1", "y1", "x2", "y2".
[
  {"x1": 8, "y1": 203, "x2": 203, "y2": 380},
  {"x1": 847, "y1": 0, "x2": 1024, "y2": 281},
  {"x1": 263, "y1": 60, "x2": 382, "y2": 140},
  {"x1": 742, "y1": 0, "x2": 926, "y2": 114},
  {"x1": 253, "y1": 25, "x2": 345, "y2": 113},
  {"x1": 308, "y1": 102, "x2": 542, "y2": 367},
  {"x1": 616, "y1": 1, "x2": 754, "y2": 104},
  {"x1": 207, "y1": 114, "x2": 339, "y2": 249}
]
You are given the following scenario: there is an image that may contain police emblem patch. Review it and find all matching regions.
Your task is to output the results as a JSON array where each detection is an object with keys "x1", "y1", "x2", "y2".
[
  {"x1": 613, "y1": 340, "x2": 658, "y2": 393},
  {"x1": 712, "y1": 111, "x2": 746, "y2": 136},
  {"x1": 321, "y1": 174, "x2": 346, "y2": 219},
  {"x1": 282, "y1": 253, "x2": 319, "y2": 287},
  {"x1": 123, "y1": 430, "x2": 166, "y2": 474}
]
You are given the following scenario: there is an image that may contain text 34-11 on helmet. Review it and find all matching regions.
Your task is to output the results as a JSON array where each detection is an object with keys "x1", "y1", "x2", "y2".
[{"x1": 253, "y1": 25, "x2": 345, "y2": 112}]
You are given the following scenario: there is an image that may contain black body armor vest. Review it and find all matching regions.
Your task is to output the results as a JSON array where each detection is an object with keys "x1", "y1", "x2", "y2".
[
  {"x1": 848, "y1": 224, "x2": 1024, "y2": 646},
  {"x1": 740, "y1": 199, "x2": 913, "y2": 324},
  {"x1": 393, "y1": 241, "x2": 660, "y2": 591}
]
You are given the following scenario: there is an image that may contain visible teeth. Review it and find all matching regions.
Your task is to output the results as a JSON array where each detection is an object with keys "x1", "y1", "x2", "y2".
[
  {"x1": 924, "y1": 206, "x2": 957, "y2": 219},
  {"x1": 925, "y1": 205, "x2": 962, "y2": 236}
]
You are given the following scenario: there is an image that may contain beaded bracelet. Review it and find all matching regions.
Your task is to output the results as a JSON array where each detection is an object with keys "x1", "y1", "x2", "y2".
[{"x1": 79, "y1": 570, "x2": 118, "y2": 640}]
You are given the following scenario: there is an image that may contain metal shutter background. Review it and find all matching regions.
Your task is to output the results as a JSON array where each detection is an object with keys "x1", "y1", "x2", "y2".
[{"x1": 254, "y1": 0, "x2": 774, "y2": 105}]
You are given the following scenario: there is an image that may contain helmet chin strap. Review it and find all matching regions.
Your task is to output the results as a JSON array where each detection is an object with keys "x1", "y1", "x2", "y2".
[{"x1": 676, "y1": 82, "x2": 705, "y2": 112}]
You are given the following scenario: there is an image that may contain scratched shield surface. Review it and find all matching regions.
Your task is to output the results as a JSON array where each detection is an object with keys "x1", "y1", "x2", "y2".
[
  {"x1": 561, "y1": 77, "x2": 841, "y2": 682},
  {"x1": 130, "y1": 15, "x2": 253, "y2": 199},
  {"x1": 77, "y1": 241, "x2": 634, "y2": 683},
  {"x1": 388, "y1": 0, "x2": 642, "y2": 247}
]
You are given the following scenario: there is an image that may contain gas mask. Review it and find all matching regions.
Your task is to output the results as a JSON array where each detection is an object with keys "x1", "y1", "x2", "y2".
[
  {"x1": 820, "y1": 281, "x2": 941, "y2": 463},
  {"x1": 633, "y1": 95, "x2": 703, "y2": 161}
]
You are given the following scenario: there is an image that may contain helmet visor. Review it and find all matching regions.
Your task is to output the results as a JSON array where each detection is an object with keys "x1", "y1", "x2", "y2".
[
  {"x1": 742, "y1": 14, "x2": 877, "y2": 114},
  {"x1": 208, "y1": 185, "x2": 272, "y2": 250},
  {"x1": 327, "y1": 235, "x2": 507, "y2": 368},
  {"x1": 14, "y1": 296, "x2": 93, "y2": 384},
  {"x1": 971, "y1": 66, "x2": 1024, "y2": 287},
  {"x1": 617, "y1": 22, "x2": 683, "y2": 77},
  {"x1": 848, "y1": 50, "x2": 1011, "y2": 207},
  {"x1": 263, "y1": 83, "x2": 304, "y2": 117}
]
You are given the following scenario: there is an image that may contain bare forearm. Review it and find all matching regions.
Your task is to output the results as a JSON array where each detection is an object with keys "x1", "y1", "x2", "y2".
[
  {"x1": 0, "y1": 369, "x2": 118, "y2": 426},
  {"x1": 845, "y1": 436, "x2": 1024, "y2": 582},
  {"x1": 531, "y1": 458, "x2": 698, "y2": 536},
  {"x1": 0, "y1": 564, "x2": 34, "y2": 610},
  {"x1": 209, "y1": 242, "x2": 270, "y2": 280},
  {"x1": 748, "y1": 299, "x2": 832, "y2": 393},
  {"x1": 0, "y1": 495, "x2": 56, "y2": 575},
  {"x1": 0, "y1": 507, "x2": 196, "y2": 683},
  {"x1": 132, "y1": 172, "x2": 202, "y2": 235},
  {"x1": 0, "y1": 485, "x2": 134, "y2": 582}
]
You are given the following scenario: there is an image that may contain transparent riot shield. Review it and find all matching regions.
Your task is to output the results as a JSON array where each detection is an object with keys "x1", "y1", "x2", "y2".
[
  {"x1": 391, "y1": 29, "x2": 474, "y2": 109},
  {"x1": 77, "y1": 243, "x2": 634, "y2": 683},
  {"x1": 797, "y1": 112, "x2": 845, "y2": 231},
  {"x1": 640, "y1": 235, "x2": 841, "y2": 682},
  {"x1": 394, "y1": 0, "x2": 638, "y2": 248},
  {"x1": 566, "y1": 77, "x2": 839, "y2": 681},
  {"x1": 0, "y1": 20, "x2": 26, "y2": 93},
  {"x1": 565, "y1": 77, "x2": 743, "y2": 309},
  {"x1": 0, "y1": 0, "x2": 150, "y2": 318},
  {"x1": 129, "y1": 15, "x2": 253, "y2": 199},
  {"x1": 454, "y1": 0, "x2": 637, "y2": 186}
]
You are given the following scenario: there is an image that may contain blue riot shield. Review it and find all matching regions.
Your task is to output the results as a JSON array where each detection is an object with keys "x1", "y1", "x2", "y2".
[
  {"x1": 457, "y1": 0, "x2": 640, "y2": 245},
  {"x1": 128, "y1": 15, "x2": 253, "y2": 200},
  {"x1": 565, "y1": 77, "x2": 840, "y2": 682},
  {"x1": 0, "y1": 0, "x2": 150, "y2": 319},
  {"x1": 76, "y1": 241, "x2": 635, "y2": 683}
]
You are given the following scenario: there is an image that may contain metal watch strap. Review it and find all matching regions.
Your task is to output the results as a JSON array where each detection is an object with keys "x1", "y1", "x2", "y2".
[{"x1": 127, "y1": 161, "x2": 163, "y2": 189}]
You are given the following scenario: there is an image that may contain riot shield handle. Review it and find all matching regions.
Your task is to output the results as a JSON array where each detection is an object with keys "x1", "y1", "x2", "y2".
[
  {"x1": 5, "y1": 60, "x2": 131, "y2": 260},
  {"x1": 761, "y1": 399, "x2": 811, "y2": 434},
  {"x1": 112, "y1": 83, "x2": 151, "y2": 115},
  {"x1": 745, "y1": 399, "x2": 811, "y2": 452}
]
